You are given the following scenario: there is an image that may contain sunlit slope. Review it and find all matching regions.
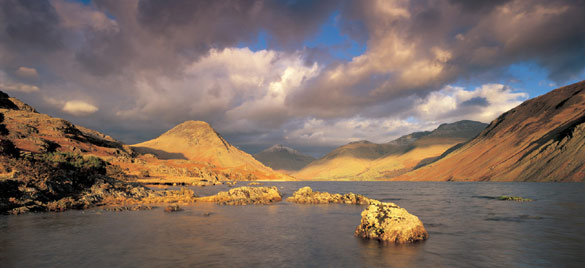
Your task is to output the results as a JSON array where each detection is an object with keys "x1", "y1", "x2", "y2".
[
  {"x1": 397, "y1": 80, "x2": 585, "y2": 182},
  {"x1": 133, "y1": 121, "x2": 290, "y2": 180},
  {"x1": 293, "y1": 121, "x2": 486, "y2": 180},
  {"x1": 0, "y1": 91, "x2": 133, "y2": 158}
]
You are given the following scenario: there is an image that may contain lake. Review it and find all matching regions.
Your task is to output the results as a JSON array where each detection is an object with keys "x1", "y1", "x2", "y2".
[{"x1": 1, "y1": 182, "x2": 584, "y2": 268}]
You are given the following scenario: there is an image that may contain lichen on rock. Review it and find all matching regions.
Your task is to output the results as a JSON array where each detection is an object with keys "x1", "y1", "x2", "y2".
[
  {"x1": 354, "y1": 200, "x2": 428, "y2": 244},
  {"x1": 197, "y1": 186, "x2": 282, "y2": 205},
  {"x1": 286, "y1": 186, "x2": 371, "y2": 205}
]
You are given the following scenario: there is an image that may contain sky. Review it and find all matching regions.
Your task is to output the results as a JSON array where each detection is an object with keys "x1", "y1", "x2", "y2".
[{"x1": 1, "y1": 0, "x2": 584, "y2": 157}]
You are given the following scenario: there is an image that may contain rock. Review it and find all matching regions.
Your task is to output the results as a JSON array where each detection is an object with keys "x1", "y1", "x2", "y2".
[
  {"x1": 497, "y1": 195, "x2": 533, "y2": 202},
  {"x1": 197, "y1": 186, "x2": 282, "y2": 205},
  {"x1": 286, "y1": 186, "x2": 371, "y2": 205},
  {"x1": 103, "y1": 205, "x2": 154, "y2": 212},
  {"x1": 354, "y1": 200, "x2": 428, "y2": 244},
  {"x1": 248, "y1": 182, "x2": 263, "y2": 186},
  {"x1": 164, "y1": 204, "x2": 182, "y2": 212}
]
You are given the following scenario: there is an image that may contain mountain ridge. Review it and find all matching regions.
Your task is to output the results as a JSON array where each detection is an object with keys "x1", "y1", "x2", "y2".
[
  {"x1": 253, "y1": 144, "x2": 315, "y2": 172},
  {"x1": 293, "y1": 120, "x2": 487, "y2": 180}
]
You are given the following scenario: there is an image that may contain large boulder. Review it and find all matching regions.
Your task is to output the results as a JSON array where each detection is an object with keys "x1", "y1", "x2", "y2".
[
  {"x1": 354, "y1": 200, "x2": 428, "y2": 243},
  {"x1": 197, "y1": 186, "x2": 282, "y2": 205},
  {"x1": 286, "y1": 186, "x2": 371, "y2": 205}
]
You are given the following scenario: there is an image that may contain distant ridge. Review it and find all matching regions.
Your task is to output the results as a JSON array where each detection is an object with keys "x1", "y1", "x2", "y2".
[
  {"x1": 293, "y1": 120, "x2": 487, "y2": 180},
  {"x1": 396, "y1": 80, "x2": 585, "y2": 182},
  {"x1": 253, "y1": 144, "x2": 315, "y2": 172}
]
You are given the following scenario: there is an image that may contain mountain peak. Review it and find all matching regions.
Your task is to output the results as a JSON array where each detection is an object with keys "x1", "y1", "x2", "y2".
[{"x1": 264, "y1": 144, "x2": 298, "y2": 154}]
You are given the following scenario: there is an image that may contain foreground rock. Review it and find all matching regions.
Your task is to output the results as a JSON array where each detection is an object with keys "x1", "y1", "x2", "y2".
[
  {"x1": 197, "y1": 186, "x2": 282, "y2": 205},
  {"x1": 286, "y1": 186, "x2": 371, "y2": 205},
  {"x1": 354, "y1": 200, "x2": 428, "y2": 244}
]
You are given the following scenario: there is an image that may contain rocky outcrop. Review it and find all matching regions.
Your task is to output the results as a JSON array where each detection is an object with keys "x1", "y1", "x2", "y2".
[
  {"x1": 197, "y1": 186, "x2": 282, "y2": 205},
  {"x1": 286, "y1": 186, "x2": 372, "y2": 205},
  {"x1": 354, "y1": 200, "x2": 428, "y2": 244}
]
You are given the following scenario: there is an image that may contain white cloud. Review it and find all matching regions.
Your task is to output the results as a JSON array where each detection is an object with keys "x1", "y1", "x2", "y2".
[
  {"x1": 415, "y1": 84, "x2": 528, "y2": 122},
  {"x1": 117, "y1": 47, "x2": 320, "y2": 133},
  {"x1": 62, "y1": 100, "x2": 98, "y2": 116}
]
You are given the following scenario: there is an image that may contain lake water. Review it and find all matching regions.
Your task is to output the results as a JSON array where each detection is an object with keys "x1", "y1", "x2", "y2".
[{"x1": 1, "y1": 182, "x2": 584, "y2": 268}]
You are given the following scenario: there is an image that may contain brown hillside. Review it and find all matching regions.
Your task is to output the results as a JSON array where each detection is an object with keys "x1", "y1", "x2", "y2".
[
  {"x1": 396, "y1": 80, "x2": 585, "y2": 182},
  {"x1": 0, "y1": 91, "x2": 133, "y2": 158}
]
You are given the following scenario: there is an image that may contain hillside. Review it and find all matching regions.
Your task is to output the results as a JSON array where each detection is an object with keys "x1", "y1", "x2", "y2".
[
  {"x1": 396, "y1": 80, "x2": 585, "y2": 182},
  {"x1": 253, "y1": 144, "x2": 315, "y2": 172},
  {"x1": 293, "y1": 121, "x2": 487, "y2": 180},
  {"x1": 0, "y1": 91, "x2": 133, "y2": 159},
  {"x1": 132, "y1": 121, "x2": 290, "y2": 180}
]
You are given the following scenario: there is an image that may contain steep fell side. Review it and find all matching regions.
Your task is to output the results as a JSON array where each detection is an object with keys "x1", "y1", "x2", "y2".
[{"x1": 396, "y1": 80, "x2": 585, "y2": 182}]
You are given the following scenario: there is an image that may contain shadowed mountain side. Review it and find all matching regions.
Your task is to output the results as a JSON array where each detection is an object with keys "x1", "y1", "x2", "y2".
[
  {"x1": 132, "y1": 121, "x2": 291, "y2": 181},
  {"x1": 293, "y1": 121, "x2": 487, "y2": 180},
  {"x1": 396, "y1": 80, "x2": 585, "y2": 182},
  {"x1": 132, "y1": 147, "x2": 187, "y2": 160},
  {"x1": 253, "y1": 144, "x2": 315, "y2": 172}
]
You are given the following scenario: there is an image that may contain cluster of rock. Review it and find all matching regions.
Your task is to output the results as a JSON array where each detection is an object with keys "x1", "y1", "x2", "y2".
[
  {"x1": 354, "y1": 200, "x2": 428, "y2": 244},
  {"x1": 286, "y1": 186, "x2": 371, "y2": 205},
  {"x1": 197, "y1": 186, "x2": 282, "y2": 205}
]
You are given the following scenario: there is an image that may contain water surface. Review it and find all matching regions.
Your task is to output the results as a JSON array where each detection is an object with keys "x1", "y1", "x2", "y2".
[{"x1": 1, "y1": 182, "x2": 584, "y2": 268}]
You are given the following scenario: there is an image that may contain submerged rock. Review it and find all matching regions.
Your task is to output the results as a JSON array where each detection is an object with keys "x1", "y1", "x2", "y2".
[
  {"x1": 354, "y1": 200, "x2": 428, "y2": 244},
  {"x1": 286, "y1": 186, "x2": 371, "y2": 205},
  {"x1": 164, "y1": 204, "x2": 182, "y2": 212},
  {"x1": 197, "y1": 186, "x2": 282, "y2": 205}
]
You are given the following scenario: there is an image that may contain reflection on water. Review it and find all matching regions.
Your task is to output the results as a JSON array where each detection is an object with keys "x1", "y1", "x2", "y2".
[{"x1": 1, "y1": 182, "x2": 584, "y2": 267}]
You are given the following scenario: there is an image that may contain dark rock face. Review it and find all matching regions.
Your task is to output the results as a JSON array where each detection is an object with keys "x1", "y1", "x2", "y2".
[{"x1": 286, "y1": 186, "x2": 371, "y2": 205}]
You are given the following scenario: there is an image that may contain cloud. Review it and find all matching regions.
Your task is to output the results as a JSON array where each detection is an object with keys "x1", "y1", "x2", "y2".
[
  {"x1": 16, "y1": 67, "x2": 39, "y2": 79},
  {"x1": 62, "y1": 100, "x2": 98, "y2": 116},
  {"x1": 0, "y1": 71, "x2": 39, "y2": 93},
  {"x1": 0, "y1": 0, "x2": 583, "y2": 156},
  {"x1": 414, "y1": 84, "x2": 528, "y2": 123},
  {"x1": 287, "y1": 0, "x2": 585, "y2": 116}
]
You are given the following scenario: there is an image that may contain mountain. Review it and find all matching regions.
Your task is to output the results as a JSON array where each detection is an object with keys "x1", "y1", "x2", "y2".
[
  {"x1": 0, "y1": 91, "x2": 133, "y2": 158},
  {"x1": 132, "y1": 121, "x2": 289, "y2": 180},
  {"x1": 293, "y1": 120, "x2": 487, "y2": 180},
  {"x1": 253, "y1": 144, "x2": 315, "y2": 172},
  {"x1": 396, "y1": 80, "x2": 585, "y2": 182}
]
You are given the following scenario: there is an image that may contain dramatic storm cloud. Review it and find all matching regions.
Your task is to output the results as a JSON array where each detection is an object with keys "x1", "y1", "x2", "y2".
[{"x1": 1, "y1": 0, "x2": 584, "y2": 156}]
